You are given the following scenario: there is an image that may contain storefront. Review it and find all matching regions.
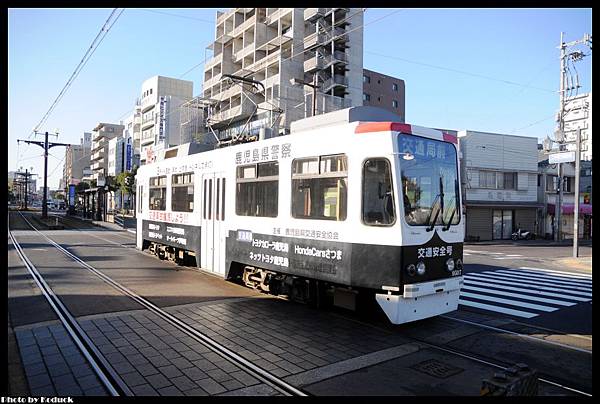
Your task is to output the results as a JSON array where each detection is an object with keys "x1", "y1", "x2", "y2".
[
  {"x1": 465, "y1": 202, "x2": 542, "y2": 241},
  {"x1": 546, "y1": 203, "x2": 592, "y2": 240}
]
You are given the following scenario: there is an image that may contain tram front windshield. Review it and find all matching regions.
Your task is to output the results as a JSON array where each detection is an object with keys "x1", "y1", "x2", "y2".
[{"x1": 398, "y1": 134, "x2": 460, "y2": 227}]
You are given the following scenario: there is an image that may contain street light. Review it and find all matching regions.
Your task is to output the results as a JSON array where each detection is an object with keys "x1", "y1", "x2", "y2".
[{"x1": 289, "y1": 77, "x2": 320, "y2": 117}]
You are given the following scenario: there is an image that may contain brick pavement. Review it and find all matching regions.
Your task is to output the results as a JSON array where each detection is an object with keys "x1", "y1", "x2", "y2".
[
  {"x1": 14, "y1": 322, "x2": 108, "y2": 396},
  {"x1": 15, "y1": 296, "x2": 415, "y2": 396}
]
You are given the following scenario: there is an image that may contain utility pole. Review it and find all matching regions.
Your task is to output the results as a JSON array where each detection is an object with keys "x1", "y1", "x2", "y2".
[
  {"x1": 17, "y1": 131, "x2": 72, "y2": 219},
  {"x1": 555, "y1": 31, "x2": 592, "y2": 243},
  {"x1": 573, "y1": 128, "x2": 581, "y2": 257},
  {"x1": 15, "y1": 169, "x2": 34, "y2": 210}
]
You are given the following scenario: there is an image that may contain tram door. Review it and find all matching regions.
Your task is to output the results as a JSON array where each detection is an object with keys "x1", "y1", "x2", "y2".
[{"x1": 201, "y1": 173, "x2": 226, "y2": 275}]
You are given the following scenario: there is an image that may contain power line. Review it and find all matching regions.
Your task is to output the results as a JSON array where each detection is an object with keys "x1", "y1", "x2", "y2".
[
  {"x1": 30, "y1": 8, "x2": 125, "y2": 138},
  {"x1": 364, "y1": 50, "x2": 556, "y2": 94},
  {"x1": 138, "y1": 8, "x2": 215, "y2": 24}
]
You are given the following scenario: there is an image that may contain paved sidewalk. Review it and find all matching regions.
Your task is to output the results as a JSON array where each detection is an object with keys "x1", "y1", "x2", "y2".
[{"x1": 556, "y1": 256, "x2": 592, "y2": 272}]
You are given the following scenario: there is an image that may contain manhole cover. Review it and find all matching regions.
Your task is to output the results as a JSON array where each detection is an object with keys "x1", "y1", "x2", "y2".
[{"x1": 410, "y1": 359, "x2": 464, "y2": 379}]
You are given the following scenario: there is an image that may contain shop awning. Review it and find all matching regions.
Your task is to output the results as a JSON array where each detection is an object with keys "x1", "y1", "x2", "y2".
[{"x1": 547, "y1": 203, "x2": 592, "y2": 215}]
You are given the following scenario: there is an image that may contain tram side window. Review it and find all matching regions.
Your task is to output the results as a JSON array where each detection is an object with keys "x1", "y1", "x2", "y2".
[
  {"x1": 149, "y1": 176, "x2": 167, "y2": 211},
  {"x1": 291, "y1": 154, "x2": 347, "y2": 221},
  {"x1": 171, "y1": 172, "x2": 194, "y2": 212},
  {"x1": 236, "y1": 161, "x2": 278, "y2": 217},
  {"x1": 362, "y1": 159, "x2": 395, "y2": 225}
]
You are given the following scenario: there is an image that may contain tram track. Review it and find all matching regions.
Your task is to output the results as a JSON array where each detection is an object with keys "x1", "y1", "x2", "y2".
[
  {"x1": 10, "y1": 211, "x2": 591, "y2": 396},
  {"x1": 10, "y1": 211, "x2": 307, "y2": 397},
  {"x1": 51, "y1": 215, "x2": 594, "y2": 355}
]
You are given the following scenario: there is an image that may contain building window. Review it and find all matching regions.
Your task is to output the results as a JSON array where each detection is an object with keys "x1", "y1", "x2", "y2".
[
  {"x1": 479, "y1": 171, "x2": 497, "y2": 189},
  {"x1": 149, "y1": 176, "x2": 167, "y2": 210},
  {"x1": 392, "y1": 83, "x2": 398, "y2": 91},
  {"x1": 546, "y1": 175, "x2": 557, "y2": 192},
  {"x1": 363, "y1": 74, "x2": 370, "y2": 84},
  {"x1": 503, "y1": 172, "x2": 517, "y2": 189},
  {"x1": 363, "y1": 93, "x2": 371, "y2": 101},
  {"x1": 537, "y1": 174, "x2": 541, "y2": 187},
  {"x1": 291, "y1": 154, "x2": 348, "y2": 221},
  {"x1": 171, "y1": 172, "x2": 194, "y2": 212},
  {"x1": 362, "y1": 158, "x2": 395, "y2": 226},
  {"x1": 236, "y1": 161, "x2": 279, "y2": 217},
  {"x1": 392, "y1": 100, "x2": 398, "y2": 108}
]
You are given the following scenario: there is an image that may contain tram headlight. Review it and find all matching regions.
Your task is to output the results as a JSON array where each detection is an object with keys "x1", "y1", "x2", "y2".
[
  {"x1": 455, "y1": 259, "x2": 463, "y2": 271},
  {"x1": 406, "y1": 264, "x2": 416, "y2": 276},
  {"x1": 416, "y1": 261, "x2": 426, "y2": 276},
  {"x1": 446, "y1": 258, "x2": 455, "y2": 272}
]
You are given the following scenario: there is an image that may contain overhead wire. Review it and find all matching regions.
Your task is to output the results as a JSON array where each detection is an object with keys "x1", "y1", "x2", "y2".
[
  {"x1": 364, "y1": 50, "x2": 556, "y2": 94},
  {"x1": 30, "y1": 8, "x2": 125, "y2": 138}
]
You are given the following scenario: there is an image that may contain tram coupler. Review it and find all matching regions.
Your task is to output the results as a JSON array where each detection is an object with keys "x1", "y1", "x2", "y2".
[{"x1": 480, "y1": 363, "x2": 538, "y2": 396}]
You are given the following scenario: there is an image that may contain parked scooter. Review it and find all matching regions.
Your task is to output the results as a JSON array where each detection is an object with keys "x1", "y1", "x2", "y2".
[{"x1": 511, "y1": 228, "x2": 535, "y2": 240}]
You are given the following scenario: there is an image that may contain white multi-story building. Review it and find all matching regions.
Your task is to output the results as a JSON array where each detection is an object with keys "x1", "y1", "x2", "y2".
[
  {"x1": 562, "y1": 92, "x2": 592, "y2": 161},
  {"x1": 90, "y1": 123, "x2": 124, "y2": 182},
  {"x1": 139, "y1": 76, "x2": 193, "y2": 165},
  {"x1": 203, "y1": 8, "x2": 363, "y2": 138},
  {"x1": 458, "y1": 130, "x2": 542, "y2": 241}
]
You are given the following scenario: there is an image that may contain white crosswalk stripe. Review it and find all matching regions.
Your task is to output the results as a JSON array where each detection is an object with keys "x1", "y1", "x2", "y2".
[{"x1": 459, "y1": 268, "x2": 593, "y2": 318}]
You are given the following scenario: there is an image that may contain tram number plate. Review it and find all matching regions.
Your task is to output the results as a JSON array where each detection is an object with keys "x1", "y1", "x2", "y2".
[{"x1": 451, "y1": 270, "x2": 462, "y2": 277}]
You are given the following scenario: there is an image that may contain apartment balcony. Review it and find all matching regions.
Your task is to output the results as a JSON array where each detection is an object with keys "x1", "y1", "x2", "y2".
[
  {"x1": 219, "y1": 85, "x2": 243, "y2": 101},
  {"x1": 90, "y1": 150, "x2": 105, "y2": 162},
  {"x1": 205, "y1": 52, "x2": 223, "y2": 70},
  {"x1": 233, "y1": 43, "x2": 254, "y2": 62},
  {"x1": 211, "y1": 102, "x2": 254, "y2": 123},
  {"x1": 304, "y1": 32, "x2": 327, "y2": 49},
  {"x1": 304, "y1": 8, "x2": 329, "y2": 21},
  {"x1": 90, "y1": 162, "x2": 104, "y2": 172},
  {"x1": 217, "y1": 9, "x2": 233, "y2": 25},
  {"x1": 232, "y1": 14, "x2": 256, "y2": 37},
  {"x1": 304, "y1": 54, "x2": 326, "y2": 72},
  {"x1": 265, "y1": 8, "x2": 292, "y2": 25},
  {"x1": 204, "y1": 72, "x2": 223, "y2": 90},
  {"x1": 264, "y1": 73, "x2": 280, "y2": 89},
  {"x1": 322, "y1": 75, "x2": 349, "y2": 92},
  {"x1": 262, "y1": 29, "x2": 293, "y2": 48},
  {"x1": 324, "y1": 26, "x2": 349, "y2": 43},
  {"x1": 141, "y1": 116, "x2": 155, "y2": 130}
]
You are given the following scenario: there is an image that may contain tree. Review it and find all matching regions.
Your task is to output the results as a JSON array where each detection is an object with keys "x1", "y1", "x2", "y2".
[{"x1": 115, "y1": 167, "x2": 137, "y2": 212}]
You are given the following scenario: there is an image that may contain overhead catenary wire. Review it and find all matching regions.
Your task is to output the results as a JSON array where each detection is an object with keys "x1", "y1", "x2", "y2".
[
  {"x1": 30, "y1": 8, "x2": 125, "y2": 139},
  {"x1": 364, "y1": 50, "x2": 556, "y2": 94}
]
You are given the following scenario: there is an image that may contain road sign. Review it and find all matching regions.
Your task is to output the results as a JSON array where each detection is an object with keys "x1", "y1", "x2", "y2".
[{"x1": 549, "y1": 151, "x2": 575, "y2": 164}]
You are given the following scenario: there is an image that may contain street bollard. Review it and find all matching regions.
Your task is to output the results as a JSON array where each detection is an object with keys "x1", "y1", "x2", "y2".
[{"x1": 481, "y1": 363, "x2": 538, "y2": 396}]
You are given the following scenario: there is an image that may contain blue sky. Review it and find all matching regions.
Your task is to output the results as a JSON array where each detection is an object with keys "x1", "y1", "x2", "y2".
[{"x1": 8, "y1": 8, "x2": 592, "y2": 189}]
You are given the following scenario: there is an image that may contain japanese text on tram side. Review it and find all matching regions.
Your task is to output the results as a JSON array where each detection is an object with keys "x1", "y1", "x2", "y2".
[
  {"x1": 148, "y1": 211, "x2": 188, "y2": 224},
  {"x1": 235, "y1": 143, "x2": 292, "y2": 165},
  {"x1": 156, "y1": 160, "x2": 213, "y2": 175},
  {"x1": 417, "y1": 246, "x2": 453, "y2": 258},
  {"x1": 249, "y1": 252, "x2": 289, "y2": 267},
  {"x1": 273, "y1": 227, "x2": 340, "y2": 240}
]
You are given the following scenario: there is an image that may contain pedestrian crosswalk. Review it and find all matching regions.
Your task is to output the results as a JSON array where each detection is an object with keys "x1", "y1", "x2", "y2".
[
  {"x1": 463, "y1": 249, "x2": 524, "y2": 260},
  {"x1": 458, "y1": 267, "x2": 592, "y2": 318}
]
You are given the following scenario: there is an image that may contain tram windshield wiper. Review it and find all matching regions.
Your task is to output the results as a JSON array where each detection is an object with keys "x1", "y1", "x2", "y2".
[
  {"x1": 426, "y1": 176, "x2": 444, "y2": 232},
  {"x1": 442, "y1": 179, "x2": 459, "y2": 231}
]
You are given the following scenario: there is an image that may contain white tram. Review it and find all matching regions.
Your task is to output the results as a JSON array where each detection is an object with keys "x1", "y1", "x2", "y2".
[{"x1": 135, "y1": 107, "x2": 464, "y2": 324}]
